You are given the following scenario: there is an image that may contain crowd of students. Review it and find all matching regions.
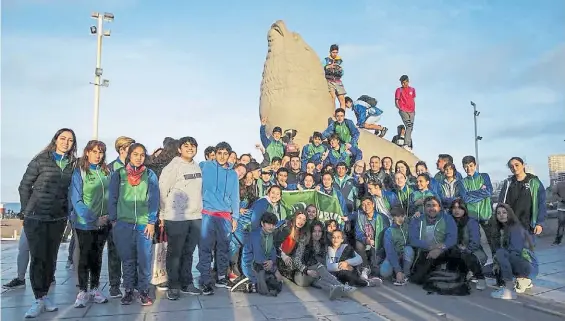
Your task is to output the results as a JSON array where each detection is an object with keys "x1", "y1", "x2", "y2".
[{"x1": 5, "y1": 44, "x2": 548, "y2": 319}]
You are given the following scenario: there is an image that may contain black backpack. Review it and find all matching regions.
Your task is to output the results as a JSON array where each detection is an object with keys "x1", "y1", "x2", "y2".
[
  {"x1": 422, "y1": 270, "x2": 471, "y2": 296},
  {"x1": 357, "y1": 95, "x2": 378, "y2": 108}
]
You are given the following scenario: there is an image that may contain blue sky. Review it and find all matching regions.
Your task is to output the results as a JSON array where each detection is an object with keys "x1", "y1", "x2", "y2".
[{"x1": 2, "y1": 0, "x2": 565, "y2": 202}]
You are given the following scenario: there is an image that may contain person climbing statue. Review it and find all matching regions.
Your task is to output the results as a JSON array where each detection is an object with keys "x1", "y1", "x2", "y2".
[
  {"x1": 345, "y1": 95, "x2": 388, "y2": 138},
  {"x1": 323, "y1": 44, "x2": 347, "y2": 108}
]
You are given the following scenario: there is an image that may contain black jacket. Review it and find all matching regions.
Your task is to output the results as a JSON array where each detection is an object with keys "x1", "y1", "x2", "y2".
[{"x1": 18, "y1": 151, "x2": 75, "y2": 221}]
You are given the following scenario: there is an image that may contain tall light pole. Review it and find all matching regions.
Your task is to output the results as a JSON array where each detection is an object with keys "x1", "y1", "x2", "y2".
[
  {"x1": 470, "y1": 101, "x2": 483, "y2": 172},
  {"x1": 90, "y1": 12, "x2": 114, "y2": 140}
]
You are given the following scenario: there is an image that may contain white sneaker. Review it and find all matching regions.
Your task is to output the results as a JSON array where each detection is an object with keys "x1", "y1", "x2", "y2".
[
  {"x1": 90, "y1": 288, "x2": 108, "y2": 304},
  {"x1": 369, "y1": 276, "x2": 383, "y2": 287},
  {"x1": 24, "y1": 299, "x2": 45, "y2": 318},
  {"x1": 515, "y1": 278, "x2": 533, "y2": 294},
  {"x1": 490, "y1": 287, "x2": 517, "y2": 300},
  {"x1": 343, "y1": 284, "x2": 357, "y2": 294},
  {"x1": 74, "y1": 291, "x2": 89, "y2": 308},
  {"x1": 360, "y1": 268, "x2": 370, "y2": 280},
  {"x1": 476, "y1": 279, "x2": 487, "y2": 290},
  {"x1": 42, "y1": 296, "x2": 58, "y2": 312},
  {"x1": 403, "y1": 145, "x2": 412, "y2": 152}
]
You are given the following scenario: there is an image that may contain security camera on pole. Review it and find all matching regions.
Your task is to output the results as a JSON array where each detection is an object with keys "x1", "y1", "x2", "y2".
[
  {"x1": 470, "y1": 101, "x2": 482, "y2": 172},
  {"x1": 90, "y1": 12, "x2": 114, "y2": 140}
]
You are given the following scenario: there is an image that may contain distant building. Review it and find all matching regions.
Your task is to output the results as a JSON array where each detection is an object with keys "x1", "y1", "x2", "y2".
[{"x1": 548, "y1": 154, "x2": 565, "y2": 186}]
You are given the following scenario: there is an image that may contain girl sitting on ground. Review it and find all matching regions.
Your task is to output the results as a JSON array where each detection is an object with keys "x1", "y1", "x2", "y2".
[
  {"x1": 490, "y1": 203, "x2": 535, "y2": 300},
  {"x1": 326, "y1": 230, "x2": 373, "y2": 287}
]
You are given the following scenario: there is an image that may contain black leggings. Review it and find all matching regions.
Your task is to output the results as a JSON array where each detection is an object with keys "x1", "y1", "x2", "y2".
[
  {"x1": 24, "y1": 218, "x2": 67, "y2": 299},
  {"x1": 76, "y1": 228, "x2": 109, "y2": 291}
]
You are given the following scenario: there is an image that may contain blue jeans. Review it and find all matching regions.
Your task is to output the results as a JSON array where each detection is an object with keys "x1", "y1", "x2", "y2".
[
  {"x1": 380, "y1": 246, "x2": 415, "y2": 278},
  {"x1": 112, "y1": 221, "x2": 153, "y2": 292},
  {"x1": 196, "y1": 215, "x2": 232, "y2": 286},
  {"x1": 229, "y1": 222, "x2": 250, "y2": 277},
  {"x1": 495, "y1": 248, "x2": 531, "y2": 282}
]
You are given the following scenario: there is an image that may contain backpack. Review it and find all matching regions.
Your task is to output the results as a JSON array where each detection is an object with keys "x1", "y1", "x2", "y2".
[
  {"x1": 422, "y1": 270, "x2": 471, "y2": 296},
  {"x1": 357, "y1": 95, "x2": 378, "y2": 108}
]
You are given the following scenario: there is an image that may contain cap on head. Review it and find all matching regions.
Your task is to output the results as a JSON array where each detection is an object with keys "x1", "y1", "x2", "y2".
[
  {"x1": 273, "y1": 127, "x2": 282, "y2": 134},
  {"x1": 399, "y1": 75, "x2": 409, "y2": 82}
]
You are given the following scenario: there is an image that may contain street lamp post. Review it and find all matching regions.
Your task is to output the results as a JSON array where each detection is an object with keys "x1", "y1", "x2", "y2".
[
  {"x1": 470, "y1": 101, "x2": 482, "y2": 172},
  {"x1": 90, "y1": 12, "x2": 114, "y2": 140}
]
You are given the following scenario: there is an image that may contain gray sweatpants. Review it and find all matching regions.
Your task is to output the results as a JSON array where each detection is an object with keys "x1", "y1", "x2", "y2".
[
  {"x1": 17, "y1": 227, "x2": 30, "y2": 280},
  {"x1": 399, "y1": 111, "x2": 415, "y2": 147}
]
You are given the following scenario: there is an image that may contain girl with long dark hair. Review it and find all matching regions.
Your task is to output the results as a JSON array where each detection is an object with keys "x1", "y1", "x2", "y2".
[
  {"x1": 20, "y1": 128, "x2": 77, "y2": 318},
  {"x1": 70, "y1": 140, "x2": 111, "y2": 308},
  {"x1": 108, "y1": 143, "x2": 159, "y2": 306},
  {"x1": 274, "y1": 211, "x2": 310, "y2": 280},
  {"x1": 292, "y1": 221, "x2": 352, "y2": 299},
  {"x1": 448, "y1": 199, "x2": 487, "y2": 290},
  {"x1": 490, "y1": 203, "x2": 534, "y2": 300}
]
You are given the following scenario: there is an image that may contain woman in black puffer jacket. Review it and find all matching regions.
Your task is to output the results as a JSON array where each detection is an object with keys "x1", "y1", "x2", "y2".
[{"x1": 19, "y1": 128, "x2": 77, "y2": 319}]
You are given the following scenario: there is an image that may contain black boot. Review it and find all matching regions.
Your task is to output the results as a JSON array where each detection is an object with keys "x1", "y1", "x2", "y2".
[{"x1": 552, "y1": 235, "x2": 562, "y2": 245}]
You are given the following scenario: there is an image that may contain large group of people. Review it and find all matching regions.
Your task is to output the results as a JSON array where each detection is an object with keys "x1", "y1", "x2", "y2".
[{"x1": 4, "y1": 44, "x2": 549, "y2": 319}]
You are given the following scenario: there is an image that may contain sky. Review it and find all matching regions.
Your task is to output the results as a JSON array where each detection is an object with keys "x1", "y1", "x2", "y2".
[{"x1": 1, "y1": 0, "x2": 565, "y2": 202}]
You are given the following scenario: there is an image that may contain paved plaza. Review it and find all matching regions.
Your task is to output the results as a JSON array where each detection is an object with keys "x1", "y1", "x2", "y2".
[{"x1": 1, "y1": 218, "x2": 564, "y2": 321}]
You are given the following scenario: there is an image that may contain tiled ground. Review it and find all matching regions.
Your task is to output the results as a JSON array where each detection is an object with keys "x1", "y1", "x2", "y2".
[{"x1": 1, "y1": 225, "x2": 564, "y2": 321}]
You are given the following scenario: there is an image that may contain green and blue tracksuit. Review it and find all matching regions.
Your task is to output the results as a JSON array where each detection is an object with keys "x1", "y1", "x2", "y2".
[
  {"x1": 322, "y1": 119, "x2": 360, "y2": 146},
  {"x1": 334, "y1": 174, "x2": 360, "y2": 214},
  {"x1": 108, "y1": 166, "x2": 159, "y2": 292},
  {"x1": 381, "y1": 222, "x2": 414, "y2": 278},
  {"x1": 461, "y1": 172, "x2": 493, "y2": 222},
  {"x1": 324, "y1": 144, "x2": 363, "y2": 168},
  {"x1": 409, "y1": 212, "x2": 457, "y2": 253},
  {"x1": 70, "y1": 165, "x2": 110, "y2": 230},
  {"x1": 409, "y1": 189, "x2": 440, "y2": 217},
  {"x1": 260, "y1": 125, "x2": 285, "y2": 162},
  {"x1": 242, "y1": 229, "x2": 277, "y2": 284},
  {"x1": 439, "y1": 178, "x2": 466, "y2": 209},
  {"x1": 300, "y1": 143, "x2": 327, "y2": 171}
]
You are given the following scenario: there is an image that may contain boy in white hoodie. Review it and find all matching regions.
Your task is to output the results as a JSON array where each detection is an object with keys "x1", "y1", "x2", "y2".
[{"x1": 159, "y1": 136, "x2": 203, "y2": 300}]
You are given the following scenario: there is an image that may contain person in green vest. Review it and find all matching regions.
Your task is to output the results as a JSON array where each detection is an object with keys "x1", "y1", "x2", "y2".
[
  {"x1": 448, "y1": 199, "x2": 487, "y2": 290},
  {"x1": 354, "y1": 196, "x2": 389, "y2": 284},
  {"x1": 108, "y1": 136, "x2": 135, "y2": 173},
  {"x1": 70, "y1": 140, "x2": 111, "y2": 308},
  {"x1": 366, "y1": 179, "x2": 400, "y2": 222},
  {"x1": 460, "y1": 155, "x2": 495, "y2": 264},
  {"x1": 323, "y1": 134, "x2": 362, "y2": 168},
  {"x1": 259, "y1": 118, "x2": 285, "y2": 162},
  {"x1": 392, "y1": 172, "x2": 413, "y2": 214},
  {"x1": 322, "y1": 108, "x2": 360, "y2": 147},
  {"x1": 409, "y1": 174, "x2": 440, "y2": 218},
  {"x1": 333, "y1": 162, "x2": 360, "y2": 213},
  {"x1": 409, "y1": 196, "x2": 457, "y2": 285},
  {"x1": 105, "y1": 136, "x2": 136, "y2": 299},
  {"x1": 380, "y1": 206, "x2": 414, "y2": 285},
  {"x1": 108, "y1": 143, "x2": 160, "y2": 307},
  {"x1": 300, "y1": 131, "x2": 328, "y2": 171},
  {"x1": 498, "y1": 156, "x2": 546, "y2": 237},
  {"x1": 256, "y1": 167, "x2": 273, "y2": 198}
]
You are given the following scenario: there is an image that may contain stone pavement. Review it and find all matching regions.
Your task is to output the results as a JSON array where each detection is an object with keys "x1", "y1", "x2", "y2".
[{"x1": 1, "y1": 231, "x2": 564, "y2": 321}]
